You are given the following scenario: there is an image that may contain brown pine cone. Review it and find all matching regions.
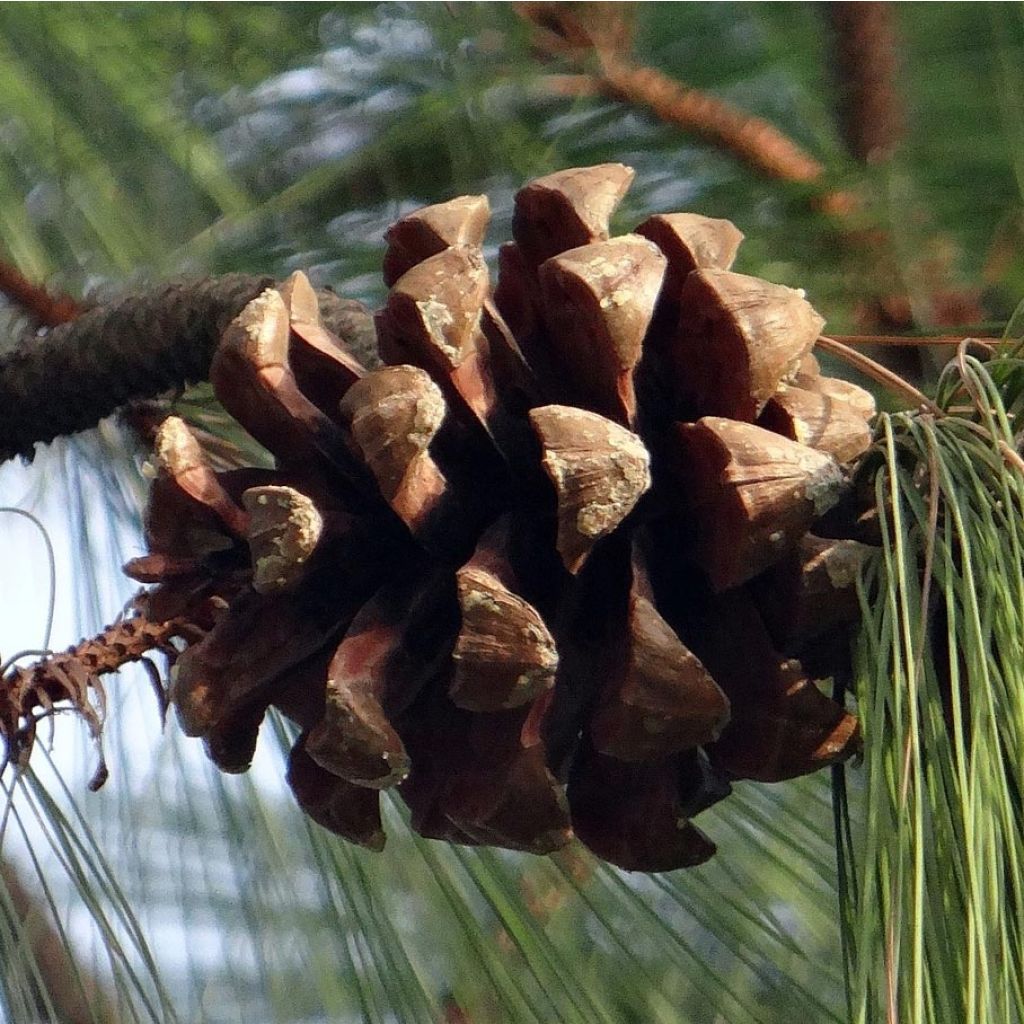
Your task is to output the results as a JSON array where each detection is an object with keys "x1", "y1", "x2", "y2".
[{"x1": 130, "y1": 165, "x2": 875, "y2": 872}]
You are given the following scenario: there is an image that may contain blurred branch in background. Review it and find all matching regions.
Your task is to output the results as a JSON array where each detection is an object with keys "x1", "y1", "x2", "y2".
[
  {"x1": 519, "y1": 2, "x2": 827, "y2": 185},
  {"x1": 825, "y1": 3, "x2": 904, "y2": 166},
  {"x1": 1, "y1": 857, "x2": 114, "y2": 1024}
]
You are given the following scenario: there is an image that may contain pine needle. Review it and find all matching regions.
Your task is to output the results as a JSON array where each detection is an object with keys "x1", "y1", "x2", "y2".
[{"x1": 837, "y1": 349, "x2": 1024, "y2": 1024}]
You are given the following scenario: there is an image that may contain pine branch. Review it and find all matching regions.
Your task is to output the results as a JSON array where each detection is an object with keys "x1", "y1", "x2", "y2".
[
  {"x1": 0, "y1": 275, "x2": 376, "y2": 463},
  {"x1": 0, "y1": 274, "x2": 269, "y2": 461}
]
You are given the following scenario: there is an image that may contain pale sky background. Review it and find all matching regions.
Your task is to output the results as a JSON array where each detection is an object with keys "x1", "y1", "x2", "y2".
[{"x1": 0, "y1": 420, "x2": 285, "y2": 1012}]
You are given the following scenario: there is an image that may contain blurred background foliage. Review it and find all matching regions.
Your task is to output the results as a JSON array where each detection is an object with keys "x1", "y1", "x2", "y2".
[{"x1": 1, "y1": 3, "x2": 1023, "y2": 1022}]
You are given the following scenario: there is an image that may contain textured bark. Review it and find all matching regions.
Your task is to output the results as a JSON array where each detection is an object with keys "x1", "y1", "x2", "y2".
[{"x1": 0, "y1": 275, "x2": 377, "y2": 462}]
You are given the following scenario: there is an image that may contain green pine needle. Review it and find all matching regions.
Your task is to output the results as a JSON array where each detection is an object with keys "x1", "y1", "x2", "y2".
[{"x1": 837, "y1": 348, "x2": 1024, "y2": 1024}]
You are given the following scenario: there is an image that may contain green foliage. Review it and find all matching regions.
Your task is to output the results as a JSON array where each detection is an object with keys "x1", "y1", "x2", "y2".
[{"x1": 839, "y1": 350, "x2": 1024, "y2": 1024}]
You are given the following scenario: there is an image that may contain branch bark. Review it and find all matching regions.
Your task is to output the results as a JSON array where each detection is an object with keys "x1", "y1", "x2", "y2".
[{"x1": 0, "y1": 275, "x2": 377, "y2": 463}]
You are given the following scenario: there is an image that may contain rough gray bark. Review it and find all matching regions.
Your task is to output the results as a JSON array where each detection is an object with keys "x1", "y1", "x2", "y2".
[{"x1": 0, "y1": 275, "x2": 378, "y2": 463}]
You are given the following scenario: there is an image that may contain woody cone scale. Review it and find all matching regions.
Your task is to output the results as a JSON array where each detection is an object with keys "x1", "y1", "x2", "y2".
[{"x1": 129, "y1": 165, "x2": 873, "y2": 871}]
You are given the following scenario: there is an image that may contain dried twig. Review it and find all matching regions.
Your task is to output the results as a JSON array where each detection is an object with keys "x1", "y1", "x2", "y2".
[
  {"x1": 0, "y1": 260, "x2": 81, "y2": 329},
  {"x1": 828, "y1": 333, "x2": 997, "y2": 349},
  {"x1": 0, "y1": 598, "x2": 203, "y2": 788},
  {"x1": 816, "y1": 334, "x2": 944, "y2": 416}
]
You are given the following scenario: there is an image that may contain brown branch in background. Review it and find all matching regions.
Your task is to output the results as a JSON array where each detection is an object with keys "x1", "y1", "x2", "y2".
[
  {"x1": 596, "y1": 55, "x2": 825, "y2": 184},
  {"x1": 1, "y1": 858, "x2": 116, "y2": 1024},
  {"x1": 0, "y1": 275, "x2": 376, "y2": 463},
  {"x1": 536, "y1": 65, "x2": 823, "y2": 184},
  {"x1": 826, "y1": 3, "x2": 904, "y2": 165},
  {"x1": 441, "y1": 997, "x2": 473, "y2": 1024},
  {"x1": 521, "y1": 1, "x2": 636, "y2": 57},
  {"x1": 519, "y1": 3, "x2": 826, "y2": 185},
  {"x1": 535, "y1": 72, "x2": 605, "y2": 100},
  {"x1": 0, "y1": 260, "x2": 81, "y2": 329}
]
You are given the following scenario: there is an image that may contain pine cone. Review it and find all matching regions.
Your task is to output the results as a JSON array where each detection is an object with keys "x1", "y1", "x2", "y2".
[{"x1": 129, "y1": 165, "x2": 874, "y2": 872}]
